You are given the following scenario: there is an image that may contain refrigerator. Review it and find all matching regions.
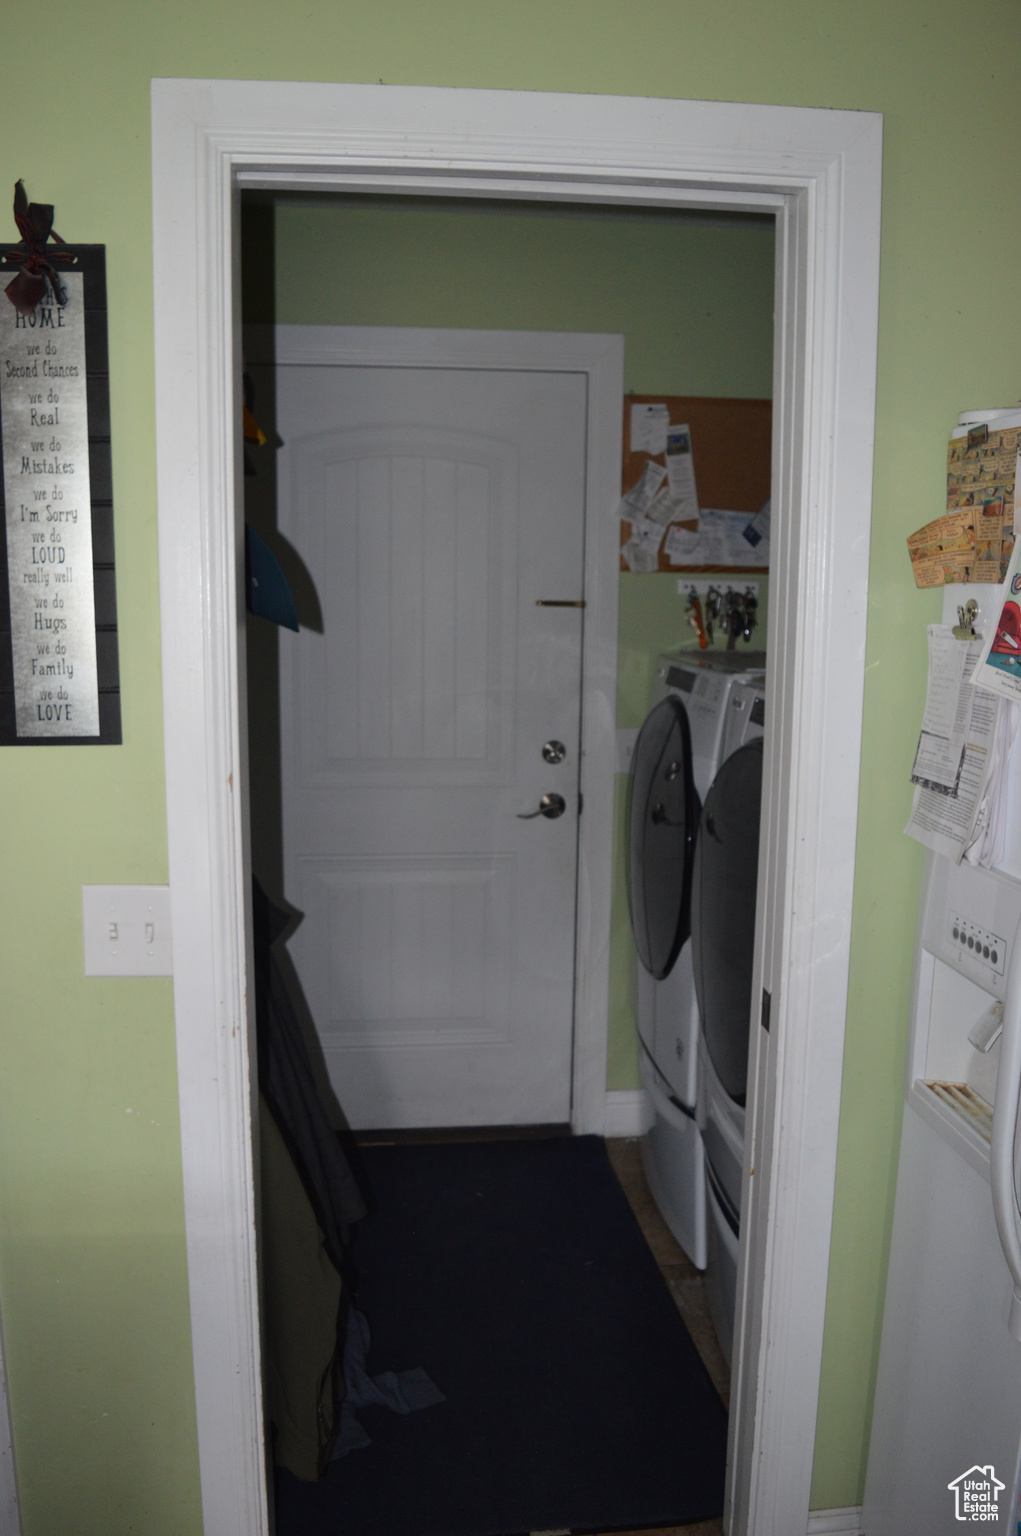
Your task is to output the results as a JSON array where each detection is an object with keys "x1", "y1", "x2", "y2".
[{"x1": 863, "y1": 565, "x2": 1021, "y2": 1533}]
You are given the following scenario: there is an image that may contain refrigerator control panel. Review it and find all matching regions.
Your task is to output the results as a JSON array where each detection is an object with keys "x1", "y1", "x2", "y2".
[
  {"x1": 924, "y1": 854, "x2": 1021, "y2": 1001},
  {"x1": 947, "y1": 912, "x2": 1006, "y2": 978}
]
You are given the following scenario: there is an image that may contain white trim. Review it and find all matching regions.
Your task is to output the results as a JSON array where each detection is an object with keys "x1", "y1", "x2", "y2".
[
  {"x1": 807, "y1": 1507, "x2": 863, "y2": 1535},
  {"x1": 603, "y1": 1090, "x2": 653, "y2": 1139},
  {"x1": 150, "y1": 79, "x2": 881, "y2": 1536},
  {"x1": 724, "y1": 114, "x2": 882, "y2": 1536},
  {"x1": 249, "y1": 320, "x2": 624, "y2": 1137}
]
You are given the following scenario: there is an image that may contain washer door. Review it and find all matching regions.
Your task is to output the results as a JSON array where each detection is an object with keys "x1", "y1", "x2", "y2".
[
  {"x1": 692, "y1": 739, "x2": 763, "y2": 1106},
  {"x1": 626, "y1": 696, "x2": 701, "y2": 981}
]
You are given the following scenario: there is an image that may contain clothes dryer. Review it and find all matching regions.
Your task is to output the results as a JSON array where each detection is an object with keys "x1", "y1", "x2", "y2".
[
  {"x1": 692, "y1": 677, "x2": 765, "y2": 1362},
  {"x1": 628, "y1": 652, "x2": 765, "y2": 1268}
]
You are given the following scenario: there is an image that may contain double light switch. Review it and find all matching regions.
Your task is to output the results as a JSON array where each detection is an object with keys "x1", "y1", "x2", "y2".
[{"x1": 82, "y1": 885, "x2": 173, "y2": 976}]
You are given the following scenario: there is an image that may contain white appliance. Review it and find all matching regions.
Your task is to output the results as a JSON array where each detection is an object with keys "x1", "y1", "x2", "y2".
[
  {"x1": 864, "y1": 567, "x2": 1021, "y2": 1533},
  {"x1": 693, "y1": 677, "x2": 766, "y2": 1363},
  {"x1": 628, "y1": 651, "x2": 765, "y2": 1270}
]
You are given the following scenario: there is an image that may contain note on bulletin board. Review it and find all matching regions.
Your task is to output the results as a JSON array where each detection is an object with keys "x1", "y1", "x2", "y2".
[{"x1": 619, "y1": 394, "x2": 771, "y2": 574}]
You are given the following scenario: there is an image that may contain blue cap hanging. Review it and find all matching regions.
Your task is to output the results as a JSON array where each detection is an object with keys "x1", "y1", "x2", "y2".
[{"x1": 246, "y1": 524, "x2": 299, "y2": 632}]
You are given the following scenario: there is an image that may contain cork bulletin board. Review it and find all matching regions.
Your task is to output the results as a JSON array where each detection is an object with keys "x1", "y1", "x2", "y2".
[{"x1": 620, "y1": 393, "x2": 772, "y2": 573}]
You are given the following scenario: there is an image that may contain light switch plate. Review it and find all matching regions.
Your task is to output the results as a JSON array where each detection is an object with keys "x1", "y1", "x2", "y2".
[{"x1": 82, "y1": 885, "x2": 173, "y2": 976}]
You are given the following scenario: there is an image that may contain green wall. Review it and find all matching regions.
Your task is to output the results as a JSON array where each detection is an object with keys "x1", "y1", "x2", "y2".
[
  {"x1": 245, "y1": 194, "x2": 774, "y2": 1094},
  {"x1": 265, "y1": 195, "x2": 775, "y2": 397},
  {"x1": 2, "y1": 3, "x2": 1020, "y2": 1530}
]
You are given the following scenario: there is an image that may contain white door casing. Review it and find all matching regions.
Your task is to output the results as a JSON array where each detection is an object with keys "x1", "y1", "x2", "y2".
[
  {"x1": 151, "y1": 81, "x2": 881, "y2": 1536},
  {"x1": 268, "y1": 329, "x2": 620, "y2": 1128}
]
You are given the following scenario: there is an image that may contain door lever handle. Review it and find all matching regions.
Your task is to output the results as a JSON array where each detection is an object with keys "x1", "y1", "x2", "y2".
[{"x1": 517, "y1": 793, "x2": 567, "y2": 820}]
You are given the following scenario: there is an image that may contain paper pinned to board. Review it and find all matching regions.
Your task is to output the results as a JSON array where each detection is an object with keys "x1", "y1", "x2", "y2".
[
  {"x1": 662, "y1": 509, "x2": 769, "y2": 569},
  {"x1": 664, "y1": 522, "x2": 703, "y2": 565},
  {"x1": 743, "y1": 498, "x2": 770, "y2": 550},
  {"x1": 904, "y1": 633, "x2": 1002, "y2": 862},
  {"x1": 617, "y1": 459, "x2": 667, "y2": 522},
  {"x1": 644, "y1": 485, "x2": 679, "y2": 527},
  {"x1": 630, "y1": 402, "x2": 670, "y2": 456},
  {"x1": 622, "y1": 514, "x2": 665, "y2": 572},
  {"x1": 664, "y1": 423, "x2": 699, "y2": 520}
]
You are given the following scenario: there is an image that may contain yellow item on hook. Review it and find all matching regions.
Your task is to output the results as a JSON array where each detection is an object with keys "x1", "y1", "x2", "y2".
[{"x1": 243, "y1": 404, "x2": 267, "y2": 447}]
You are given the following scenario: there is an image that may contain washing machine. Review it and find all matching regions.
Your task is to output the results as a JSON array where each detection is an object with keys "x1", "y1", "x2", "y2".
[
  {"x1": 692, "y1": 676, "x2": 765, "y2": 1362},
  {"x1": 627, "y1": 651, "x2": 766, "y2": 1268}
]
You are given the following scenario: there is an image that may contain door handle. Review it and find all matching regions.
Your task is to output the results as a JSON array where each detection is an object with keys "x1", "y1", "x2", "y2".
[{"x1": 517, "y1": 793, "x2": 567, "y2": 820}]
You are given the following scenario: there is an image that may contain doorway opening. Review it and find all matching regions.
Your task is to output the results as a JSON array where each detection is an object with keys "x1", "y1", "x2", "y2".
[{"x1": 240, "y1": 190, "x2": 772, "y2": 1532}]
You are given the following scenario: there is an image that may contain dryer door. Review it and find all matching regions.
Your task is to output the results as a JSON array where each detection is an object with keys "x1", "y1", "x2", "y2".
[
  {"x1": 626, "y1": 696, "x2": 701, "y2": 981},
  {"x1": 692, "y1": 739, "x2": 763, "y2": 1105}
]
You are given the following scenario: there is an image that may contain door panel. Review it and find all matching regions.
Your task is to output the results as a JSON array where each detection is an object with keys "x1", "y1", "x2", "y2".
[
  {"x1": 293, "y1": 432, "x2": 518, "y2": 784},
  {"x1": 276, "y1": 362, "x2": 587, "y2": 1128}
]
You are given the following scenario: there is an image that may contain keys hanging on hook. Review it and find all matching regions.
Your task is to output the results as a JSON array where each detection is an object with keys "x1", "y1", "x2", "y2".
[
  {"x1": 742, "y1": 585, "x2": 759, "y2": 643},
  {"x1": 704, "y1": 585, "x2": 722, "y2": 648},
  {"x1": 722, "y1": 588, "x2": 744, "y2": 651}
]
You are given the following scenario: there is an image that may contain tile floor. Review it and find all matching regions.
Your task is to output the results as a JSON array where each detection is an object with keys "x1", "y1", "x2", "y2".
[{"x1": 601, "y1": 1136, "x2": 729, "y2": 1536}]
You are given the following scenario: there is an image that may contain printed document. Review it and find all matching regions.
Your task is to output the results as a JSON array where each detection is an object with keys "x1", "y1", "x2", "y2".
[
  {"x1": 905, "y1": 634, "x2": 1001, "y2": 861},
  {"x1": 630, "y1": 403, "x2": 670, "y2": 457}
]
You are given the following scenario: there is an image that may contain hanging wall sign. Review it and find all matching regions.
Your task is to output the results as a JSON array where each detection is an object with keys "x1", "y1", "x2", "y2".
[{"x1": 0, "y1": 186, "x2": 120, "y2": 744}]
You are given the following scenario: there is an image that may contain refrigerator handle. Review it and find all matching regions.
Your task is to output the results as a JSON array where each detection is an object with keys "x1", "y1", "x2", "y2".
[{"x1": 991, "y1": 911, "x2": 1021, "y2": 1340}]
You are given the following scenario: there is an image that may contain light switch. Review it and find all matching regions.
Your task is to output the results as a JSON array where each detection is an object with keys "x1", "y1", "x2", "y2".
[{"x1": 82, "y1": 886, "x2": 173, "y2": 976}]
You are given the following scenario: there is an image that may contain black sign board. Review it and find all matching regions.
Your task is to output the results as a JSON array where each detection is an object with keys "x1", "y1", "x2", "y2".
[{"x1": 0, "y1": 245, "x2": 120, "y2": 744}]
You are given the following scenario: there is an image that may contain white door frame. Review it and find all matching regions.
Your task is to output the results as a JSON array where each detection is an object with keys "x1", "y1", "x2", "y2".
[
  {"x1": 151, "y1": 80, "x2": 881, "y2": 1536},
  {"x1": 249, "y1": 319, "x2": 625, "y2": 1131}
]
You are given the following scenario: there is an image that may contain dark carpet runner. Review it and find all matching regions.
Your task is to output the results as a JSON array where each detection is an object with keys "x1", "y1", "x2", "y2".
[{"x1": 275, "y1": 1134, "x2": 727, "y2": 1535}]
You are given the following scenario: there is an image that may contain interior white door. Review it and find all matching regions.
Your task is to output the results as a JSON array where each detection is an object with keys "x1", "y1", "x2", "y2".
[{"x1": 275, "y1": 356, "x2": 588, "y2": 1128}]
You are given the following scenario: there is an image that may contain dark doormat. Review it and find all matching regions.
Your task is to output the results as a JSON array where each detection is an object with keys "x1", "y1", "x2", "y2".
[{"x1": 274, "y1": 1135, "x2": 727, "y2": 1535}]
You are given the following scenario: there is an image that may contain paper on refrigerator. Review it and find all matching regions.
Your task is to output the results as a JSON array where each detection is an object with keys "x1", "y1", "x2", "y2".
[
  {"x1": 968, "y1": 541, "x2": 1021, "y2": 704},
  {"x1": 909, "y1": 626, "x2": 971, "y2": 794},
  {"x1": 964, "y1": 698, "x2": 1020, "y2": 868},
  {"x1": 904, "y1": 632, "x2": 1001, "y2": 861},
  {"x1": 905, "y1": 423, "x2": 1021, "y2": 588}
]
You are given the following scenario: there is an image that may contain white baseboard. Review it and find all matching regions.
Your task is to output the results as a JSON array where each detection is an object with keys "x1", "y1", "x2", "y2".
[
  {"x1": 603, "y1": 1089, "x2": 652, "y2": 1138},
  {"x1": 807, "y1": 1508, "x2": 862, "y2": 1535}
]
